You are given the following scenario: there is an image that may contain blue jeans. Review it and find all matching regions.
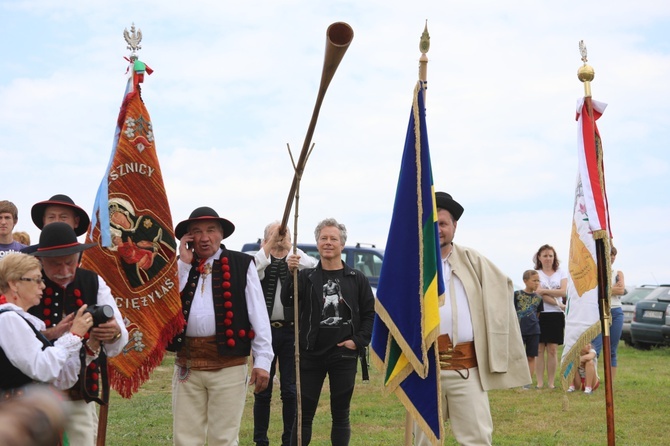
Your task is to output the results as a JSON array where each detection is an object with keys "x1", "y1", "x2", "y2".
[
  {"x1": 253, "y1": 325, "x2": 297, "y2": 446},
  {"x1": 591, "y1": 307, "x2": 624, "y2": 367},
  {"x1": 290, "y1": 346, "x2": 358, "y2": 446}
]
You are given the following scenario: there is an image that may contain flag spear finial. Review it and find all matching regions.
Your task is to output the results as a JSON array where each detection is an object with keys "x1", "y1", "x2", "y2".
[
  {"x1": 577, "y1": 40, "x2": 595, "y2": 97},
  {"x1": 419, "y1": 20, "x2": 430, "y2": 84},
  {"x1": 124, "y1": 22, "x2": 143, "y2": 61}
]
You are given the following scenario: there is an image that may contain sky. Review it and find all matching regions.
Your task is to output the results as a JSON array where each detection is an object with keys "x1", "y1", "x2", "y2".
[{"x1": 1, "y1": 1, "x2": 669, "y2": 286}]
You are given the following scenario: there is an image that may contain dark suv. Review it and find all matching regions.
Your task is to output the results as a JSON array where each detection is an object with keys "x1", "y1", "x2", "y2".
[
  {"x1": 621, "y1": 285, "x2": 657, "y2": 346},
  {"x1": 630, "y1": 284, "x2": 670, "y2": 349},
  {"x1": 241, "y1": 241, "x2": 384, "y2": 288}
]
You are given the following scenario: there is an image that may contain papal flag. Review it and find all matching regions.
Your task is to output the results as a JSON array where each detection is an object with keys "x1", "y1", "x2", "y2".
[
  {"x1": 81, "y1": 55, "x2": 185, "y2": 398},
  {"x1": 560, "y1": 97, "x2": 612, "y2": 389},
  {"x1": 370, "y1": 80, "x2": 444, "y2": 445}
]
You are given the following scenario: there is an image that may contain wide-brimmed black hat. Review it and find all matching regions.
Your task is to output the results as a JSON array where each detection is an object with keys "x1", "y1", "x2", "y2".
[
  {"x1": 175, "y1": 207, "x2": 235, "y2": 240},
  {"x1": 31, "y1": 222, "x2": 96, "y2": 258},
  {"x1": 31, "y1": 194, "x2": 91, "y2": 236},
  {"x1": 435, "y1": 192, "x2": 464, "y2": 221}
]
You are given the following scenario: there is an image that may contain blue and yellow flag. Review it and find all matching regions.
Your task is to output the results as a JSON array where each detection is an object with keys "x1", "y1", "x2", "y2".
[{"x1": 371, "y1": 80, "x2": 444, "y2": 445}]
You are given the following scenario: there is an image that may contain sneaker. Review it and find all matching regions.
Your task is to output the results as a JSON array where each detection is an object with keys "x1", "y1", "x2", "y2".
[
  {"x1": 567, "y1": 385, "x2": 575, "y2": 393},
  {"x1": 584, "y1": 387, "x2": 593, "y2": 395},
  {"x1": 522, "y1": 384, "x2": 531, "y2": 390}
]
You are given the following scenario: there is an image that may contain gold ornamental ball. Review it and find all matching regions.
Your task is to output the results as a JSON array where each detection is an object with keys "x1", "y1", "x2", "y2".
[{"x1": 578, "y1": 64, "x2": 595, "y2": 82}]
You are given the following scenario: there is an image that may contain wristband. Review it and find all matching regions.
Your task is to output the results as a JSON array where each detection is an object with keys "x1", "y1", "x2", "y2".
[{"x1": 84, "y1": 341, "x2": 101, "y2": 357}]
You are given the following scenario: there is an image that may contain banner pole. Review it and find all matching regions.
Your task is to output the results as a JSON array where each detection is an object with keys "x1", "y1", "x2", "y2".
[
  {"x1": 578, "y1": 40, "x2": 615, "y2": 446},
  {"x1": 403, "y1": 21, "x2": 433, "y2": 446}
]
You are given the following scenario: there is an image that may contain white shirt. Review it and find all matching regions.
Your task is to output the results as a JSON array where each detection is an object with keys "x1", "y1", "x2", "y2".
[
  {"x1": 538, "y1": 269, "x2": 567, "y2": 313},
  {"x1": 255, "y1": 247, "x2": 318, "y2": 321},
  {"x1": 0, "y1": 303, "x2": 88, "y2": 389},
  {"x1": 177, "y1": 248, "x2": 273, "y2": 372},
  {"x1": 439, "y1": 252, "x2": 475, "y2": 344}
]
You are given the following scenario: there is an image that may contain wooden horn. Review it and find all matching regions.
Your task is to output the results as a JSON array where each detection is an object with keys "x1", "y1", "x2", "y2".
[{"x1": 279, "y1": 22, "x2": 354, "y2": 232}]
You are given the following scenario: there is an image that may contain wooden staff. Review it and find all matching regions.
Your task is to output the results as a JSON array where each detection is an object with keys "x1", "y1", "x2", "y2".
[
  {"x1": 578, "y1": 41, "x2": 616, "y2": 446},
  {"x1": 287, "y1": 141, "x2": 314, "y2": 446},
  {"x1": 97, "y1": 399, "x2": 109, "y2": 446},
  {"x1": 282, "y1": 23, "x2": 353, "y2": 446}
]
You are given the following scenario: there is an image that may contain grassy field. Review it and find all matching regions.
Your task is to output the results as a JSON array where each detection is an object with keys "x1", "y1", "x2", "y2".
[{"x1": 105, "y1": 343, "x2": 669, "y2": 445}]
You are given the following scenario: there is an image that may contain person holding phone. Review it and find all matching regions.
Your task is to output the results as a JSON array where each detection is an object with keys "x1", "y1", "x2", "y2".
[{"x1": 169, "y1": 206, "x2": 273, "y2": 446}]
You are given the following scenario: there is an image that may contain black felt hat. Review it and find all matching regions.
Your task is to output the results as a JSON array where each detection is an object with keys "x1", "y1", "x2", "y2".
[
  {"x1": 31, "y1": 222, "x2": 96, "y2": 257},
  {"x1": 175, "y1": 207, "x2": 235, "y2": 240},
  {"x1": 31, "y1": 194, "x2": 90, "y2": 236},
  {"x1": 435, "y1": 192, "x2": 465, "y2": 221}
]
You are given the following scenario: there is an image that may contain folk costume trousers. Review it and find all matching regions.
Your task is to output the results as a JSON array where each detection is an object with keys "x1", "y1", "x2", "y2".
[
  {"x1": 172, "y1": 364, "x2": 247, "y2": 446},
  {"x1": 414, "y1": 367, "x2": 492, "y2": 446},
  {"x1": 64, "y1": 399, "x2": 99, "y2": 445}
]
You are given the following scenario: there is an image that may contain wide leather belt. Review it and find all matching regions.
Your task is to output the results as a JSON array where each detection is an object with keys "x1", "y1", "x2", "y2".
[
  {"x1": 176, "y1": 336, "x2": 247, "y2": 371},
  {"x1": 437, "y1": 334, "x2": 477, "y2": 371},
  {"x1": 270, "y1": 320, "x2": 294, "y2": 328}
]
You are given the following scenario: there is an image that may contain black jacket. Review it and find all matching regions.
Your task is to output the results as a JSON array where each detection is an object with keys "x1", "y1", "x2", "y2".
[{"x1": 281, "y1": 261, "x2": 375, "y2": 356}]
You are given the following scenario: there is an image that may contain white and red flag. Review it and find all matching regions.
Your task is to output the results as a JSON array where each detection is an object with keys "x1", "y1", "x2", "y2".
[{"x1": 560, "y1": 97, "x2": 612, "y2": 388}]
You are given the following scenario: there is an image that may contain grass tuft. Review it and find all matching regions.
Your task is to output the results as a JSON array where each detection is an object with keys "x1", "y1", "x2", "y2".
[{"x1": 105, "y1": 343, "x2": 669, "y2": 445}]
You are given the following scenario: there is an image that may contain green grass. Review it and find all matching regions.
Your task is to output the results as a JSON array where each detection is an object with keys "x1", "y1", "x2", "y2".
[{"x1": 105, "y1": 343, "x2": 669, "y2": 445}]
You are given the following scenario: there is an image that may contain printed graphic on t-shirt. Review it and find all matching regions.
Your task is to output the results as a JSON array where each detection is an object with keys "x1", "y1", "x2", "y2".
[
  {"x1": 322, "y1": 279, "x2": 345, "y2": 326},
  {"x1": 0, "y1": 242, "x2": 26, "y2": 259}
]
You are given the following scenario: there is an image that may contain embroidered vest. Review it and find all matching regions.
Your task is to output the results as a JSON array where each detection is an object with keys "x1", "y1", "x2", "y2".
[
  {"x1": 260, "y1": 255, "x2": 291, "y2": 320},
  {"x1": 170, "y1": 247, "x2": 254, "y2": 357},
  {"x1": 0, "y1": 309, "x2": 52, "y2": 390},
  {"x1": 28, "y1": 268, "x2": 103, "y2": 399}
]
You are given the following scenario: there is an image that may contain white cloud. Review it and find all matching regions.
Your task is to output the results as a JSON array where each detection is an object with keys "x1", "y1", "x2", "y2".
[{"x1": 1, "y1": 0, "x2": 669, "y2": 285}]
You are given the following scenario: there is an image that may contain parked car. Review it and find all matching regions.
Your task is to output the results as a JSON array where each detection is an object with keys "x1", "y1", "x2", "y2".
[
  {"x1": 630, "y1": 284, "x2": 670, "y2": 349},
  {"x1": 241, "y1": 241, "x2": 384, "y2": 288},
  {"x1": 621, "y1": 285, "x2": 657, "y2": 346}
]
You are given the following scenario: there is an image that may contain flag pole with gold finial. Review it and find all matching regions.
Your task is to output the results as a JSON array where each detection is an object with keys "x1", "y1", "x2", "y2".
[
  {"x1": 578, "y1": 40, "x2": 616, "y2": 446},
  {"x1": 403, "y1": 21, "x2": 433, "y2": 446}
]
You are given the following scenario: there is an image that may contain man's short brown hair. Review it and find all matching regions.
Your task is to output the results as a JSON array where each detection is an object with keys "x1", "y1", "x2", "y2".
[{"x1": 0, "y1": 200, "x2": 19, "y2": 222}]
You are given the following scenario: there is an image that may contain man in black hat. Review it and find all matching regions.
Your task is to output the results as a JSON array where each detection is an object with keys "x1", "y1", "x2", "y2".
[
  {"x1": 170, "y1": 207, "x2": 272, "y2": 446},
  {"x1": 413, "y1": 192, "x2": 529, "y2": 446},
  {"x1": 21, "y1": 194, "x2": 91, "y2": 254},
  {"x1": 29, "y1": 222, "x2": 128, "y2": 445},
  {"x1": 31, "y1": 194, "x2": 91, "y2": 236}
]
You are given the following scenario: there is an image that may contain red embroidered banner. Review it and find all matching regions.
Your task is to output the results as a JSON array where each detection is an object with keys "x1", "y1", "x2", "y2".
[{"x1": 81, "y1": 58, "x2": 184, "y2": 398}]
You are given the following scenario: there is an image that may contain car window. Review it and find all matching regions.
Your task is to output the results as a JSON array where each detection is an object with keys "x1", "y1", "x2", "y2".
[
  {"x1": 353, "y1": 252, "x2": 383, "y2": 277},
  {"x1": 642, "y1": 286, "x2": 670, "y2": 301},
  {"x1": 654, "y1": 287, "x2": 670, "y2": 302},
  {"x1": 298, "y1": 245, "x2": 321, "y2": 260},
  {"x1": 621, "y1": 287, "x2": 655, "y2": 304},
  {"x1": 353, "y1": 252, "x2": 372, "y2": 276}
]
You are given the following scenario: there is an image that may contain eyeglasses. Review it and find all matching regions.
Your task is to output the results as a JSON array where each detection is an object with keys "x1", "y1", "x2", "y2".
[{"x1": 20, "y1": 277, "x2": 45, "y2": 285}]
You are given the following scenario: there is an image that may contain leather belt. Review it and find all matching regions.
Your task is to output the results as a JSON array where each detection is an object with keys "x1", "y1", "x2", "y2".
[
  {"x1": 176, "y1": 336, "x2": 247, "y2": 371},
  {"x1": 437, "y1": 334, "x2": 477, "y2": 372},
  {"x1": 270, "y1": 320, "x2": 293, "y2": 328}
]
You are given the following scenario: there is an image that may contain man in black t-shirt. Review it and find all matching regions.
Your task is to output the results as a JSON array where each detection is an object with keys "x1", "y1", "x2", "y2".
[{"x1": 282, "y1": 218, "x2": 375, "y2": 446}]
